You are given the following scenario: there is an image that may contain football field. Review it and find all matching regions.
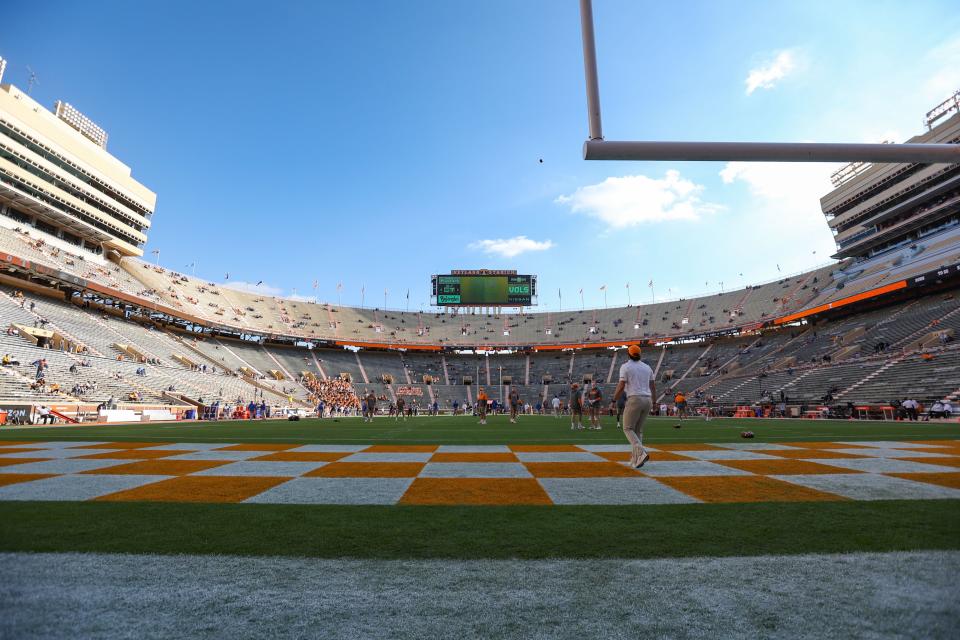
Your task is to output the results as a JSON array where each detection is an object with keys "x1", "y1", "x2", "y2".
[{"x1": 1, "y1": 415, "x2": 958, "y2": 638}]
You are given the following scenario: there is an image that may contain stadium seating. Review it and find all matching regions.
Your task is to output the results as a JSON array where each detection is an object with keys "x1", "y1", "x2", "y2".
[{"x1": 3, "y1": 220, "x2": 960, "y2": 413}]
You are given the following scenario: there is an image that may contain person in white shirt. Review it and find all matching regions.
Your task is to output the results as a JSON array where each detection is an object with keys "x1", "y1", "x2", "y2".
[
  {"x1": 901, "y1": 398, "x2": 919, "y2": 421},
  {"x1": 930, "y1": 401, "x2": 945, "y2": 419},
  {"x1": 660, "y1": 402, "x2": 669, "y2": 416},
  {"x1": 551, "y1": 395, "x2": 561, "y2": 418},
  {"x1": 613, "y1": 345, "x2": 656, "y2": 468}
]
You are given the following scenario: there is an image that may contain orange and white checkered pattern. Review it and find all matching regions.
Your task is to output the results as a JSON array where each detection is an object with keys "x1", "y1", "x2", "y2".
[{"x1": 0, "y1": 440, "x2": 958, "y2": 505}]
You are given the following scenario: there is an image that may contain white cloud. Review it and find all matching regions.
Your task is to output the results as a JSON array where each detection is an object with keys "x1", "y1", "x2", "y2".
[
  {"x1": 922, "y1": 36, "x2": 960, "y2": 104},
  {"x1": 719, "y1": 161, "x2": 834, "y2": 202},
  {"x1": 719, "y1": 161, "x2": 838, "y2": 271},
  {"x1": 223, "y1": 280, "x2": 284, "y2": 297},
  {"x1": 468, "y1": 235, "x2": 554, "y2": 258},
  {"x1": 745, "y1": 50, "x2": 796, "y2": 95},
  {"x1": 555, "y1": 170, "x2": 722, "y2": 228}
]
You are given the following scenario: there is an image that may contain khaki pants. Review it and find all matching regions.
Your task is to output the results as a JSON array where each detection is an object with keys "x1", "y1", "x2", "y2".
[{"x1": 622, "y1": 396, "x2": 652, "y2": 447}]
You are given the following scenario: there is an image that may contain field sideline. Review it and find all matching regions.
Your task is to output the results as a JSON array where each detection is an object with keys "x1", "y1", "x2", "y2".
[{"x1": 4, "y1": 414, "x2": 960, "y2": 445}]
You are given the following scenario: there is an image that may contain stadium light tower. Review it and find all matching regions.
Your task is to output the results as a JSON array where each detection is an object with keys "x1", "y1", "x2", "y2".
[
  {"x1": 26, "y1": 66, "x2": 39, "y2": 96},
  {"x1": 578, "y1": 0, "x2": 960, "y2": 164}
]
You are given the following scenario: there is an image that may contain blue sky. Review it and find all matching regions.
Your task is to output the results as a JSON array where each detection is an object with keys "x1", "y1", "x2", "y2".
[{"x1": 4, "y1": 0, "x2": 959, "y2": 311}]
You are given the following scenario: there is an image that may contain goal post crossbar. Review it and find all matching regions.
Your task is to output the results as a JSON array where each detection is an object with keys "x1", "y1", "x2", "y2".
[{"x1": 578, "y1": 0, "x2": 960, "y2": 164}]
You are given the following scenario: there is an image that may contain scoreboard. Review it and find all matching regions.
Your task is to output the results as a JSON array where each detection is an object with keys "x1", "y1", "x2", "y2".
[{"x1": 431, "y1": 271, "x2": 537, "y2": 306}]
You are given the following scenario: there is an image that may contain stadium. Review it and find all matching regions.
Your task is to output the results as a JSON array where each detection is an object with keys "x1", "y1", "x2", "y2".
[{"x1": 1, "y1": 1, "x2": 959, "y2": 637}]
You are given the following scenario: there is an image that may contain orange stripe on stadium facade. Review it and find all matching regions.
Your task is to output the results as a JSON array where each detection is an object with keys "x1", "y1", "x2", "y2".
[
  {"x1": 533, "y1": 340, "x2": 642, "y2": 352},
  {"x1": 333, "y1": 341, "x2": 442, "y2": 351},
  {"x1": 773, "y1": 280, "x2": 907, "y2": 325}
]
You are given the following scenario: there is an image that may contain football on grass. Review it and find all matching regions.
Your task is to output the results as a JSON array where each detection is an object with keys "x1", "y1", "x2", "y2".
[{"x1": 741, "y1": 431, "x2": 755, "y2": 438}]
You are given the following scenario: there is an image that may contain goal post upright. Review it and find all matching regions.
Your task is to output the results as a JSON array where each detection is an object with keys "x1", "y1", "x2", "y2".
[{"x1": 578, "y1": 0, "x2": 960, "y2": 164}]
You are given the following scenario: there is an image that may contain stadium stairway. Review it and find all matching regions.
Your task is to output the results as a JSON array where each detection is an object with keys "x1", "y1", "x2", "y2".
[
  {"x1": 659, "y1": 344, "x2": 714, "y2": 402},
  {"x1": 708, "y1": 374, "x2": 765, "y2": 404},
  {"x1": 0, "y1": 291, "x2": 103, "y2": 357},
  {"x1": 214, "y1": 339, "x2": 264, "y2": 377},
  {"x1": 261, "y1": 346, "x2": 314, "y2": 399},
  {"x1": 734, "y1": 330, "x2": 810, "y2": 376},
  {"x1": 0, "y1": 334, "x2": 162, "y2": 404},
  {"x1": 605, "y1": 350, "x2": 618, "y2": 383},
  {"x1": 785, "y1": 361, "x2": 884, "y2": 403},
  {"x1": 355, "y1": 352, "x2": 370, "y2": 383},
  {"x1": 309, "y1": 350, "x2": 328, "y2": 380},
  {"x1": 441, "y1": 354, "x2": 451, "y2": 384},
  {"x1": 888, "y1": 304, "x2": 960, "y2": 352},
  {"x1": 689, "y1": 337, "x2": 763, "y2": 396},
  {"x1": 166, "y1": 332, "x2": 233, "y2": 370},
  {"x1": 841, "y1": 347, "x2": 960, "y2": 404},
  {"x1": 834, "y1": 352, "x2": 909, "y2": 403},
  {"x1": 241, "y1": 374, "x2": 309, "y2": 406},
  {"x1": 163, "y1": 335, "x2": 299, "y2": 403},
  {"x1": 88, "y1": 314, "x2": 165, "y2": 364},
  {"x1": 0, "y1": 357, "x2": 79, "y2": 403},
  {"x1": 774, "y1": 368, "x2": 817, "y2": 398},
  {"x1": 652, "y1": 345, "x2": 667, "y2": 378}
]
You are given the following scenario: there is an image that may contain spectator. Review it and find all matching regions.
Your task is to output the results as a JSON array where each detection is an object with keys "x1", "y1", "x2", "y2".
[
  {"x1": 36, "y1": 405, "x2": 51, "y2": 424},
  {"x1": 930, "y1": 401, "x2": 946, "y2": 419},
  {"x1": 301, "y1": 376, "x2": 360, "y2": 413},
  {"x1": 901, "y1": 398, "x2": 919, "y2": 421}
]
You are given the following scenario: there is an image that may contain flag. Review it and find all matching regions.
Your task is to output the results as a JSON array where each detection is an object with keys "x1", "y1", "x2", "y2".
[
  {"x1": 337, "y1": 282, "x2": 342, "y2": 291},
  {"x1": 599, "y1": 285, "x2": 606, "y2": 291},
  {"x1": 406, "y1": 289, "x2": 409, "y2": 300},
  {"x1": 361, "y1": 286, "x2": 365, "y2": 294},
  {"x1": 225, "y1": 273, "x2": 229, "y2": 280},
  {"x1": 558, "y1": 288, "x2": 561, "y2": 298},
  {"x1": 256, "y1": 281, "x2": 263, "y2": 286},
  {"x1": 626, "y1": 282, "x2": 630, "y2": 289},
  {"x1": 579, "y1": 288, "x2": 583, "y2": 294},
  {"x1": 312, "y1": 280, "x2": 318, "y2": 289},
  {"x1": 776, "y1": 264, "x2": 781, "y2": 272},
  {"x1": 648, "y1": 280, "x2": 653, "y2": 287}
]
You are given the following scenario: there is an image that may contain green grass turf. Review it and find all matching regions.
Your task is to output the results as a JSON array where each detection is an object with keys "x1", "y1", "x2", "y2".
[
  {"x1": 1, "y1": 415, "x2": 958, "y2": 444},
  {"x1": 0, "y1": 500, "x2": 957, "y2": 559}
]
